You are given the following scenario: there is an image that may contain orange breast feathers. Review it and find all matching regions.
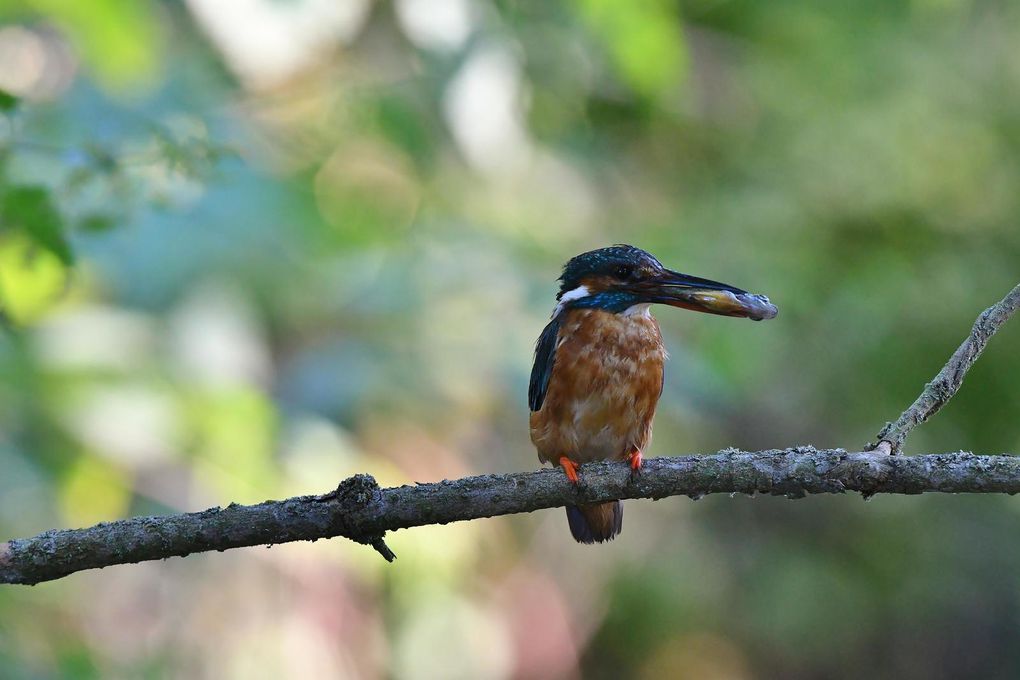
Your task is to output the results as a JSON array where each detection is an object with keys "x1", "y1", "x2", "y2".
[{"x1": 530, "y1": 308, "x2": 666, "y2": 466}]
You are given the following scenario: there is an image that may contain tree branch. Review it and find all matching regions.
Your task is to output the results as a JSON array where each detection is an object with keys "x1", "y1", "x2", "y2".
[
  {"x1": 871, "y1": 283, "x2": 1020, "y2": 453},
  {"x1": 4, "y1": 448, "x2": 1020, "y2": 586},
  {"x1": 3, "y1": 282, "x2": 1019, "y2": 586}
]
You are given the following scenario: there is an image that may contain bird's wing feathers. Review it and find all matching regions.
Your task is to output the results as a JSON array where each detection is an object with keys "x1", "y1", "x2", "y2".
[{"x1": 528, "y1": 317, "x2": 561, "y2": 412}]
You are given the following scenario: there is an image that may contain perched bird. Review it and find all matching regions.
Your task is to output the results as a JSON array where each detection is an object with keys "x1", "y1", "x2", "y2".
[{"x1": 529, "y1": 245, "x2": 777, "y2": 543}]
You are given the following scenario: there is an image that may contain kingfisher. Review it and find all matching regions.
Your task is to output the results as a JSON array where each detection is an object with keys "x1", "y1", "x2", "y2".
[{"x1": 529, "y1": 245, "x2": 777, "y2": 543}]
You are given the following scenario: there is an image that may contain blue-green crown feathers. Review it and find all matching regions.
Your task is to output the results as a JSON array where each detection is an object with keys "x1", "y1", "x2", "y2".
[{"x1": 557, "y1": 244, "x2": 663, "y2": 299}]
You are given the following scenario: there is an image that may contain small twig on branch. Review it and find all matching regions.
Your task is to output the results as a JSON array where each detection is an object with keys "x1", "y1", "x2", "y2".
[
  {"x1": 871, "y1": 283, "x2": 1020, "y2": 453},
  {"x1": 4, "y1": 448, "x2": 1020, "y2": 586}
]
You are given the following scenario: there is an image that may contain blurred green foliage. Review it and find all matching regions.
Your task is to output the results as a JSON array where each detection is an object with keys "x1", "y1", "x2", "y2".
[
  {"x1": 1, "y1": 0, "x2": 1020, "y2": 678},
  {"x1": 0, "y1": 0, "x2": 160, "y2": 89},
  {"x1": 2, "y1": 185, "x2": 72, "y2": 263}
]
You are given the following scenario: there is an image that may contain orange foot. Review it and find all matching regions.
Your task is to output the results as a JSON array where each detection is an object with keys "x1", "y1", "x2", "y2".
[
  {"x1": 627, "y1": 448, "x2": 644, "y2": 474},
  {"x1": 558, "y1": 456, "x2": 580, "y2": 484}
]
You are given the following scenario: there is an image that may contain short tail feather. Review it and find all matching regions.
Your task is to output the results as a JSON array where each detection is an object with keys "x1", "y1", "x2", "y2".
[{"x1": 566, "y1": 501, "x2": 623, "y2": 544}]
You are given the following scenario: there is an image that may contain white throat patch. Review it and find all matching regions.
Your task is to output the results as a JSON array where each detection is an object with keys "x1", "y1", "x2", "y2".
[
  {"x1": 623, "y1": 303, "x2": 652, "y2": 318},
  {"x1": 553, "y1": 285, "x2": 590, "y2": 317}
]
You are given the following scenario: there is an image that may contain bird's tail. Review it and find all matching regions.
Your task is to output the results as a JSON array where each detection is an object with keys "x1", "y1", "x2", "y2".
[{"x1": 566, "y1": 501, "x2": 623, "y2": 543}]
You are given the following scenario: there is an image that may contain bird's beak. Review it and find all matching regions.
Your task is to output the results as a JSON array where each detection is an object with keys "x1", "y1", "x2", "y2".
[{"x1": 636, "y1": 269, "x2": 778, "y2": 321}]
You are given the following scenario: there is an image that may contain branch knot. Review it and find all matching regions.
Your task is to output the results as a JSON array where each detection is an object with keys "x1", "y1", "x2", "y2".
[
  {"x1": 327, "y1": 473, "x2": 382, "y2": 506},
  {"x1": 321, "y1": 474, "x2": 396, "y2": 563}
]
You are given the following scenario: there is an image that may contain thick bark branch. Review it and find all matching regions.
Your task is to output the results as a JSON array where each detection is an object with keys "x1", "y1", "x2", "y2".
[
  {"x1": 4, "y1": 447, "x2": 1020, "y2": 586},
  {"x1": 872, "y1": 283, "x2": 1020, "y2": 453}
]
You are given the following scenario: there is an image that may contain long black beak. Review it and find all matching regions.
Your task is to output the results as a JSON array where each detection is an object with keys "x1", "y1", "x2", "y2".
[{"x1": 637, "y1": 269, "x2": 778, "y2": 321}]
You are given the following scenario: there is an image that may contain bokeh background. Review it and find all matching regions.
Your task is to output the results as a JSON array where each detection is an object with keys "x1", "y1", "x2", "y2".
[{"x1": 2, "y1": 1, "x2": 1020, "y2": 678}]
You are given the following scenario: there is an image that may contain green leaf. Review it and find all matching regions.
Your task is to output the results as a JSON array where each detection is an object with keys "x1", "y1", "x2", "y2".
[
  {"x1": 0, "y1": 233, "x2": 68, "y2": 324},
  {"x1": 0, "y1": 186, "x2": 74, "y2": 264},
  {"x1": 0, "y1": 89, "x2": 18, "y2": 112}
]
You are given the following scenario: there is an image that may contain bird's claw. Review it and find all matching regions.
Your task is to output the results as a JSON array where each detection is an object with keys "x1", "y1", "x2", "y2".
[
  {"x1": 558, "y1": 456, "x2": 580, "y2": 485},
  {"x1": 627, "y1": 449, "x2": 643, "y2": 480}
]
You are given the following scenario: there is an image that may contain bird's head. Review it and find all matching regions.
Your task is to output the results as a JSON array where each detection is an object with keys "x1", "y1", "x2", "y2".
[{"x1": 555, "y1": 244, "x2": 778, "y2": 320}]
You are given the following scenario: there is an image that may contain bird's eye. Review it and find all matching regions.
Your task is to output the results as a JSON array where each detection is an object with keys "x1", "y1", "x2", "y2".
[{"x1": 613, "y1": 265, "x2": 634, "y2": 280}]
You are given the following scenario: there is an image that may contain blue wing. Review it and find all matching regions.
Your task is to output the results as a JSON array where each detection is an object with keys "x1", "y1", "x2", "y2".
[{"x1": 528, "y1": 317, "x2": 561, "y2": 412}]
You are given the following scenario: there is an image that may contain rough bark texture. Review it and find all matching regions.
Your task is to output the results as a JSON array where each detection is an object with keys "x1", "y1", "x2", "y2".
[
  {"x1": 872, "y1": 283, "x2": 1020, "y2": 452},
  {"x1": 4, "y1": 447, "x2": 1020, "y2": 586}
]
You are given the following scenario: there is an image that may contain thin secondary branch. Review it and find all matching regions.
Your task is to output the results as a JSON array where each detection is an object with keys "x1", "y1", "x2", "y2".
[
  {"x1": 4, "y1": 448, "x2": 1020, "y2": 586},
  {"x1": 872, "y1": 283, "x2": 1020, "y2": 453}
]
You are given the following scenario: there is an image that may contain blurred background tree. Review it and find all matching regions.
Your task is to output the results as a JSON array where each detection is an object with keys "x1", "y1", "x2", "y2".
[{"x1": 1, "y1": 0, "x2": 1020, "y2": 678}]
